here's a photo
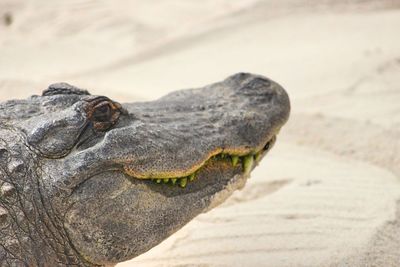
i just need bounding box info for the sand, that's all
[1,1,400,266]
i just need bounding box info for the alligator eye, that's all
[92,103,112,122]
[86,98,122,131]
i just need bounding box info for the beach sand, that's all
[1,1,400,266]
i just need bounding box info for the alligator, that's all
[0,73,290,266]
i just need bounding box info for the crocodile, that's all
[0,73,290,266]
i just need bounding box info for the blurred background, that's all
[1,1,400,266]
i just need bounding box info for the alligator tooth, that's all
[231,155,239,167]
[254,151,262,162]
[171,178,177,185]
[163,178,169,184]
[188,173,195,181]
[180,177,188,188]
[156,179,162,184]
[243,155,254,174]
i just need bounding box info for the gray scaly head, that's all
[0,73,290,266]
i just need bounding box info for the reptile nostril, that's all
[263,136,276,151]
[264,140,271,151]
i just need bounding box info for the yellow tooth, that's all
[243,155,254,174]
[156,179,162,184]
[171,178,177,185]
[231,155,239,167]
[180,177,188,188]
[188,173,195,181]
[163,178,169,184]
[254,151,262,161]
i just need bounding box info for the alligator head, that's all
[0,73,290,266]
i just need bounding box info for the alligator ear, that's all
[42,83,90,96]
[23,102,88,158]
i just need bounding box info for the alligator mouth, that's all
[128,136,276,188]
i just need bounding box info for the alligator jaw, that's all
[126,135,277,188]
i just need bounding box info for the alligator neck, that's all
[0,127,92,266]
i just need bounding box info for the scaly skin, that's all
[0,73,290,266]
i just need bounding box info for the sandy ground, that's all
[1,1,400,266]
